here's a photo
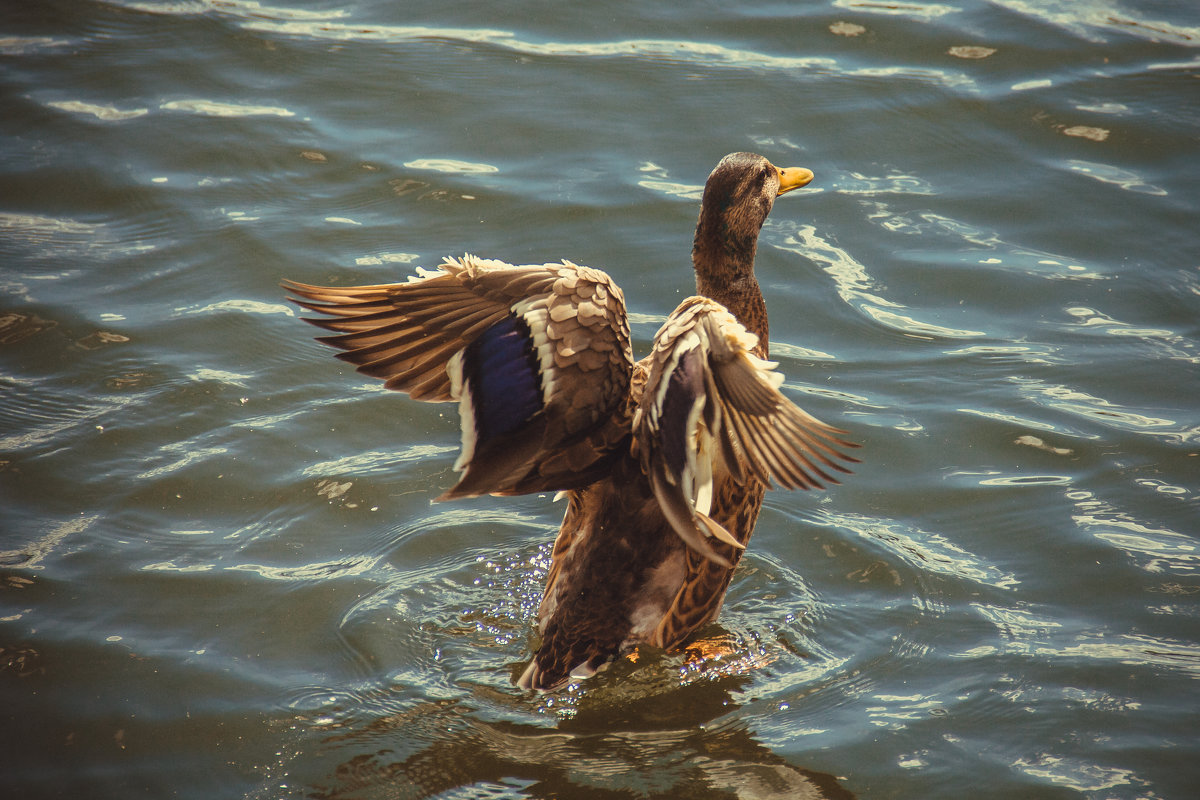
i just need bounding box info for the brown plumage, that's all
[284,152,859,691]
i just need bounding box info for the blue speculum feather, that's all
[464,315,543,441]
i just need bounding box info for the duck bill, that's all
[775,166,814,195]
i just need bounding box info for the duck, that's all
[284,152,858,691]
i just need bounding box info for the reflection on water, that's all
[306,671,854,800]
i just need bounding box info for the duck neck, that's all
[692,219,769,357]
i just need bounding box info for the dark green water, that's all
[2,1,1198,798]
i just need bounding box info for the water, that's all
[2,1,1198,797]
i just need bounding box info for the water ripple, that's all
[299,444,457,478]
[837,512,1020,590]
[229,555,384,582]
[1066,488,1199,576]
[1065,159,1167,196]
[0,35,73,54]
[111,0,986,92]
[0,376,131,453]
[0,212,104,254]
[160,98,296,118]
[404,158,500,175]
[0,515,97,569]
[832,0,960,21]
[777,224,986,339]
[46,100,149,121]
[1013,754,1155,797]
[994,0,1200,45]
[1062,306,1200,365]
[1010,376,1195,443]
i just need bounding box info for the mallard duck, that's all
[284,152,858,690]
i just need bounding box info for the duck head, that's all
[692,152,812,282]
[691,152,813,346]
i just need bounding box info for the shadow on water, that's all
[308,653,853,800]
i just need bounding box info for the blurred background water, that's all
[2,1,1198,798]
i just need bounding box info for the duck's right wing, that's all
[284,255,635,499]
[636,297,859,566]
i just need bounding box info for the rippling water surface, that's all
[2,1,1198,798]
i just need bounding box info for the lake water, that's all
[2,1,1198,798]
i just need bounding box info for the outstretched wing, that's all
[284,254,635,498]
[636,296,859,566]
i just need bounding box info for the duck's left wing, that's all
[636,297,859,566]
[284,255,634,499]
